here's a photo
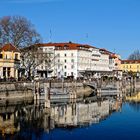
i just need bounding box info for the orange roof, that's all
[121,60,140,64]
[0,43,20,52]
[34,42,97,50]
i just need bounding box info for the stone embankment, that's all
[0,82,33,102]
[1,79,139,101]
[0,81,94,101]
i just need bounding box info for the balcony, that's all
[0,58,20,64]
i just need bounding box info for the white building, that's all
[99,49,110,72]
[50,100,110,126]
[35,42,98,79]
[36,45,55,78]
[29,42,121,79]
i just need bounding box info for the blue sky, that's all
[0,0,140,59]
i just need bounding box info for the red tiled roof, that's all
[121,60,140,64]
[0,43,20,52]
[23,42,119,58]
[34,42,97,50]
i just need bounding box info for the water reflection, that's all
[51,98,122,128]
[126,92,140,102]
[125,92,140,111]
[0,105,45,139]
[0,97,123,139]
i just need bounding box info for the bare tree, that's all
[0,16,41,48]
[128,50,140,60]
[20,45,55,80]
[21,46,44,79]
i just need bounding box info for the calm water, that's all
[1,97,140,140]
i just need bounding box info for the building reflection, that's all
[0,103,45,139]
[0,105,20,136]
[126,92,140,112]
[126,92,140,102]
[0,97,122,139]
[51,98,122,128]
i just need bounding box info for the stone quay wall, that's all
[0,82,34,102]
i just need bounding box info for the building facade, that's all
[29,42,121,79]
[0,44,20,79]
[121,60,140,73]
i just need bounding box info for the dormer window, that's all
[64,45,68,50]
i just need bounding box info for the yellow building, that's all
[0,44,20,79]
[121,60,140,73]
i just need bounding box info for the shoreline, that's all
[0,80,139,102]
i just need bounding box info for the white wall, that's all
[98,53,110,72]
[55,50,78,79]
[35,45,114,79]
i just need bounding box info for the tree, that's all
[0,16,41,48]
[21,46,45,79]
[20,45,56,80]
[128,50,140,60]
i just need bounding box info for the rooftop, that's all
[121,60,140,64]
[0,43,20,52]
[34,42,97,50]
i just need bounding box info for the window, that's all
[0,54,3,58]
[3,67,6,78]
[64,72,67,76]
[64,65,67,69]
[57,53,60,57]
[7,68,11,77]
[71,65,74,69]
[64,59,67,63]
[3,114,6,121]
[7,113,11,120]
[71,53,73,57]
[64,45,68,50]
[71,72,74,76]
[15,54,18,60]
[45,60,48,64]
[71,59,74,63]
[64,53,67,57]
[58,59,60,63]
